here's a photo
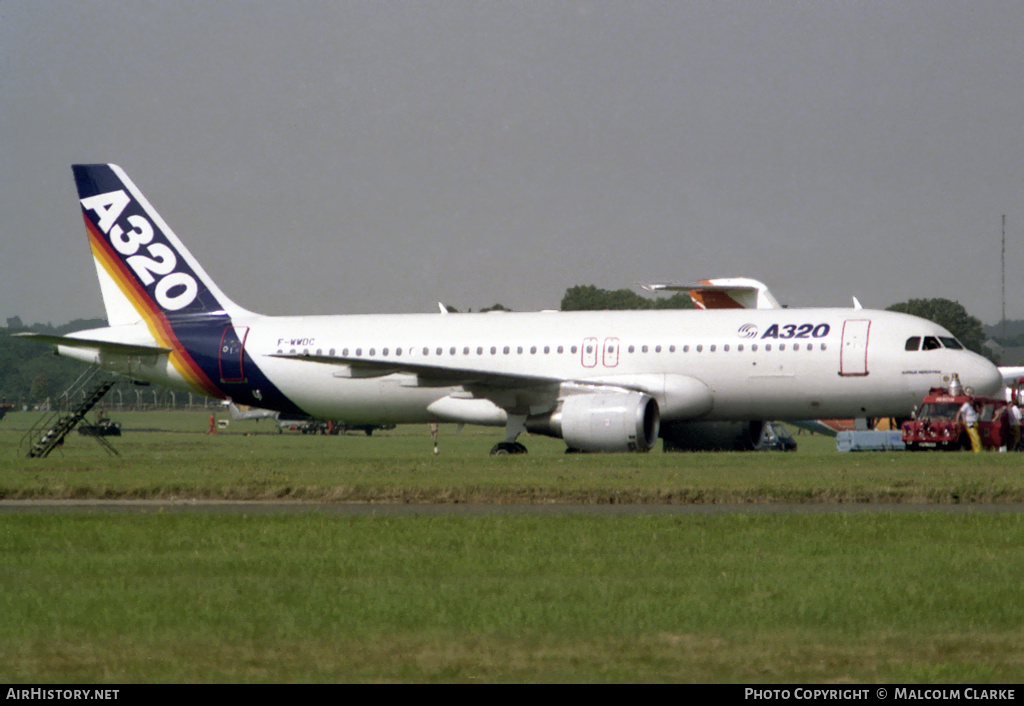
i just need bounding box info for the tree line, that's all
[0,291,1001,408]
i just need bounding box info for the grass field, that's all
[2,410,1023,682]
[4,410,1024,504]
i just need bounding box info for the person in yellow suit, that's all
[956,400,981,453]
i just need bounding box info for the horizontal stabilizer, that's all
[14,332,172,356]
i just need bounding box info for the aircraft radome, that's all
[17,165,1004,454]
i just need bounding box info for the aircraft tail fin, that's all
[639,277,782,309]
[72,164,251,327]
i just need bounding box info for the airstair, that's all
[22,369,119,458]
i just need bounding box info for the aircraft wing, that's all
[268,351,564,389]
[998,367,1024,389]
[268,351,714,422]
[13,332,172,356]
[269,350,569,425]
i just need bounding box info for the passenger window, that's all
[905,337,921,351]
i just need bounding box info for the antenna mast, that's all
[1002,215,1007,339]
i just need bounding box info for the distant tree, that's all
[886,298,987,356]
[984,320,1024,347]
[560,285,695,311]
[28,374,51,404]
[651,293,696,310]
[479,303,512,312]
[561,285,646,311]
[2,318,110,406]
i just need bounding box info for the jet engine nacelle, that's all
[527,391,660,452]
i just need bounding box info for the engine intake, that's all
[527,391,660,452]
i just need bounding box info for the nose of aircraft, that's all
[963,354,1004,397]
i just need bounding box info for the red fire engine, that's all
[901,376,1018,451]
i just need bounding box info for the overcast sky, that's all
[2,1,1022,326]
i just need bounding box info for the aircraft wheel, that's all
[490,442,527,455]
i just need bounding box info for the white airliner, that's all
[19,164,1004,453]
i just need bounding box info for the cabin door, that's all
[839,319,870,376]
[219,326,249,382]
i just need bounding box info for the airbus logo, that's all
[737,324,758,339]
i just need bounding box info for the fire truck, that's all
[901,375,1016,451]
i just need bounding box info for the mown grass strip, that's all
[4,412,1024,504]
[1,511,1022,682]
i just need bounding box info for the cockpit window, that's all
[922,336,942,351]
[939,337,964,350]
[905,336,921,351]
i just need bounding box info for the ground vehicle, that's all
[754,422,798,451]
[77,419,122,436]
[285,419,396,435]
[901,385,1008,451]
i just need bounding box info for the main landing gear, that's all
[489,413,528,455]
[490,441,528,455]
